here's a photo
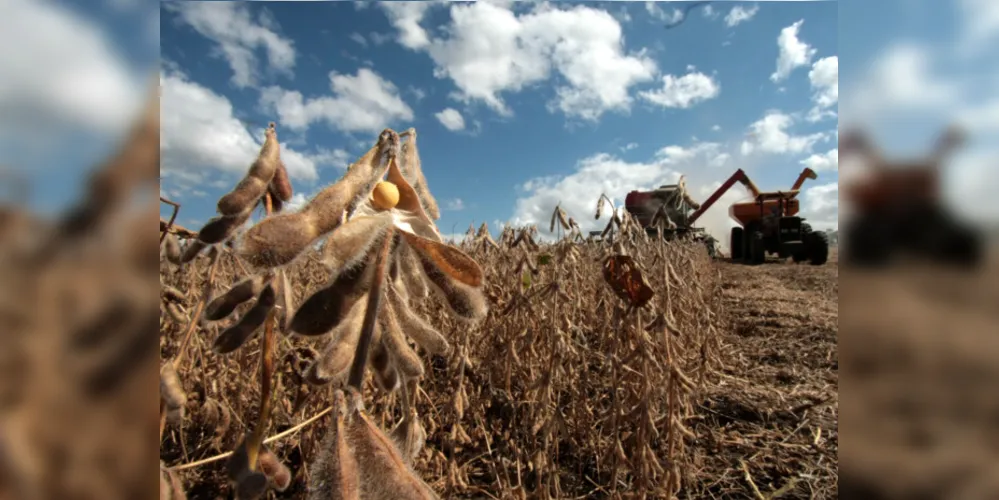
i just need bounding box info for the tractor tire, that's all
[807,230,829,265]
[748,231,765,265]
[730,227,744,261]
[845,215,891,267]
[793,222,812,263]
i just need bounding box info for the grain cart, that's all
[689,167,828,265]
[622,177,719,257]
[839,126,981,266]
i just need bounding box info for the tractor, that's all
[622,177,719,257]
[689,167,829,265]
[838,125,981,267]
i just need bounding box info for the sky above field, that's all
[156,0,838,241]
[3,1,997,241]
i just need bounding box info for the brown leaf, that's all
[602,254,655,308]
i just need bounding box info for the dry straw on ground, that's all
[159,125,838,499]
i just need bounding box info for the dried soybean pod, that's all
[198,210,251,245]
[163,232,182,264]
[205,275,267,321]
[238,130,395,269]
[218,123,282,216]
[304,298,366,385]
[180,239,208,264]
[270,160,293,202]
[258,447,292,492]
[399,231,487,320]
[307,391,360,500]
[379,303,424,380]
[398,129,439,220]
[290,253,374,336]
[345,394,439,499]
[386,284,449,355]
[213,284,276,354]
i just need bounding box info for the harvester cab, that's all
[687,167,828,265]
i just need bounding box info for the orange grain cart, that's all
[688,167,829,265]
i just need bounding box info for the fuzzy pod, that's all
[290,247,376,336]
[307,391,360,500]
[160,363,186,426]
[163,233,182,264]
[258,447,292,492]
[378,303,424,380]
[204,275,268,322]
[213,284,276,354]
[321,213,394,273]
[303,298,366,385]
[369,335,400,393]
[386,284,449,355]
[389,412,427,465]
[198,209,251,245]
[179,239,208,264]
[160,462,187,500]
[399,231,487,320]
[270,160,293,202]
[345,396,440,499]
[398,130,439,220]
[238,131,395,269]
[217,124,282,216]
[161,285,186,303]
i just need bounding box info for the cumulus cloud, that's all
[160,69,324,188]
[258,68,414,134]
[638,71,720,109]
[164,2,296,89]
[378,2,657,121]
[724,4,759,27]
[806,56,838,122]
[0,0,145,144]
[770,20,816,82]
[740,111,827,155]
[800,148,838,172]
[800,182,838,231]
[435,108,466,131]
[444,198,466,211]
[510,140,740,244]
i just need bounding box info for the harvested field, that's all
[159,234,839,499]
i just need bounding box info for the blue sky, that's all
[158,1,839,242]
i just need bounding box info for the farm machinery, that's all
[839,126,982,267]
[690,167,829,265]
[620,178,720,257]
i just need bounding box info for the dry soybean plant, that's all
[160,126,725,498]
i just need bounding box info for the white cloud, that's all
[0,0,145,143]
[800,148,838,172]
[638,71,720,109]
[435,108,466,131]
[379,2,657,121]
[444,198,466,211]
[770,20,816,82]
[800,182,838,231]
[510,141,739,242]
[741,111,826,155]
[160,69,322,188]
[258,68,414,134]
[956,0,999,57]
[712,125,722,131]
[164,2,295,89]
[724,4,759,27]
[621,142,639,152]
[843,43,961,126]
[806,56,838,122]
[349,32,367,46]
[379,1,434,50]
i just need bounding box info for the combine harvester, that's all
[619,177,720,257]
[690,167,829,265]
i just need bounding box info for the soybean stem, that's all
[347,228,395,389]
